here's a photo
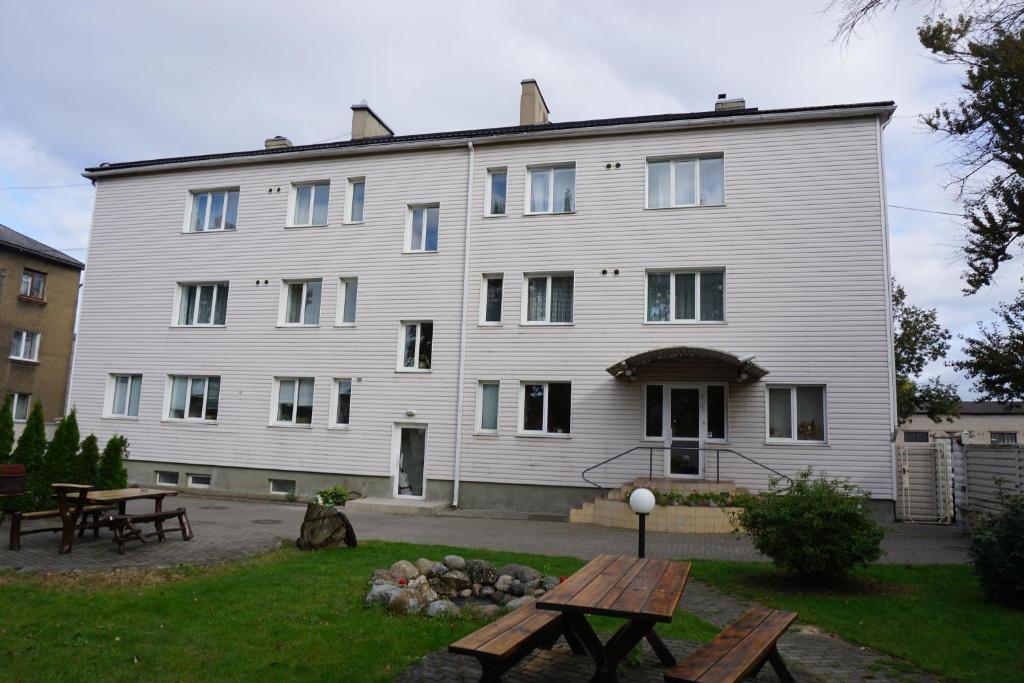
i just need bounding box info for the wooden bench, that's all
[8,506,114,550]
[666,608,797,683]
[449,601,585,682]
[109,507,193,554]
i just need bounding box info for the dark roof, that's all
[607,346,769,382]
[955,401,1024,415]
[0,223,84,270]
[84,101,895,175]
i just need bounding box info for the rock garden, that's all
[365,554,561,618]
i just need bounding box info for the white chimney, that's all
[715,93,746,111]
[520,79,550,126]
[351,104,394,139]
[265,135,292,149]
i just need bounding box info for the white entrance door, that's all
[394,425,427,498]
[664,385,704,478]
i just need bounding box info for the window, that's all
[10,330,39,361]
[399,322,433,370]
[767,385,827,442]
[527,164,575,214]
[177,283,229,326]
[991,431,1018,445]
[188,473,211,488]
[167,376,220,421]
[643,384,727,440]
[647,156,724,208]
[270,479,296,495]
[6,393,30,422]
[336,278,358,325]
[346,177,365,222]
[274,377,314,425]
[281,279,322,326]
[478,381,499,433]
[155,471,179,486]
[332,378,352,426]
[903,431,930,443]
[646,270,724,322]
[20,269,45,299]
[406,205,439,252]
[290,181,330,227]
[189,188,239,231]
[486,168,507,215]
[109,374,142,417]
[521,382,571,435]
[524,273,573,324]
[482,275,503,324]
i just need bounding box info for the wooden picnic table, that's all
[51,485,178,554]
[535,553,690,682]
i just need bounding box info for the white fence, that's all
[962,445,1024,520]
[896,442,954,524]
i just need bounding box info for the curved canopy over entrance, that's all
[606,346,769,383]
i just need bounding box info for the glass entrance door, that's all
[397,426,426,498]
[667,386,703,477]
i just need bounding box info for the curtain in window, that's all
[197,285,215,324]
[647,273,670,321]
[768,388,792,439]
[485,278,503,322]
[553,167,575,212]
[204,378,220,420]
[674,160,696,205]
[128,376,142,417]
[179,286,196,325]
[404,324,417,368]
[214,284,228,325]
[191,193,208,231]
[311,183,330,225]
[530,169,550,212]
[10,332,20,358]
[170,377,188,419]
[296,378,314,424]
[647,162,670,208]
[489,173,506,214]
[675,273,696,319]
[303,281,321,325]
[550,276,573,323]
[699,157,724,205]
[188,378,206,419]
[350,182,364,222]
[795,386,825,441]
[209,193,225,229]
[294,185,311,224]
[425,206,439,251]
[278,379,295,422]
[527,278,546,321]
[699,271,724,321]
[287,284,303,323]
[113,376,129,415]
[225,191,239,229]
[480,383,498,430]
[418,322,433,369]
[342,280,358,323]
[411,208,424,249]
[336,380,352,424]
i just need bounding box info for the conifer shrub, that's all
[0,394,14,463]
[96,435,129,490]
[11,402,48,510]
[44,410,81,485]
[79,434,101,485]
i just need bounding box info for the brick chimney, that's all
[520,79,550,126]
[351,103,394,139]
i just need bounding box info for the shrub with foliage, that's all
[11,402,48,510]
[317,485,352,506]
[969,493,1024,609]
[79,434,101,485]
[735,469,885,582]
[0,394,14,462]
[44,410,81,485]
[96,435,129,490]
[621,487,742,508]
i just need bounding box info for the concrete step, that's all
[345,497,450,516]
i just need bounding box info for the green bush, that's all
[735,469,885,582]
[0,394,14,462]
[621,487,741,508]
[317,485,351,506]
[44,410,81,485]
[10,402,47,510]
[96,435,129,490]
[969,493,1024,608]
[79,434,101,485]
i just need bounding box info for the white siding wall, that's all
[71,114,895,500]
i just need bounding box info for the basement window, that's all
[156,471,180,486]
[270,479,296,496]
[187,473,211,489]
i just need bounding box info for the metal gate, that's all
[896,442,954,524]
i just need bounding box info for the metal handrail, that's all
[581,445,794,490]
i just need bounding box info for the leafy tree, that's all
[11,402,47,509]
[79,434,101,485]
[951,291,1024,400]
[96,435,129,490]
[0,394,14,463]
[44,410,81,485]
[892,281,960,422]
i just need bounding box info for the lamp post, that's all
[628,487,656,558]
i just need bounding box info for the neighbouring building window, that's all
[486,168,507,215]
[155,471,179,486]
[347,177,365,222]
[337,278,358,325]
[521,382,571,435]
[9,330,39,361]
[177,283,229,326]
[524,273,573,324]
[281,279,322,326]
[991,431,1018,445]
[275,377,314,425]
[188,473,211,488]
[482,275,503,324]
[478,381,499,432]
[527,164,575,214]
[20,269,45,299]
[406,205,439,252]
[646,270,725,322]
[400,321,433,370]
[291,181,330,227]
[109,374,142,417]
[189,188,239,231]
[647,156,724,208]
[168,376,220,421]
[6,393,30,422]
[270,479,296,495]
[333,378,352,426]
[767,385,827,442]
[903,431,930,443]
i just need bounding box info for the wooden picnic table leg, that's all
[154,495,164,514]
[593,619,654,682]
[57,488,88,554]
[644,628,677,666]
[563,613,607,673]
[768,645,795,682]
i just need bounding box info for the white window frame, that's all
[105,373,143,418]
[10,329,40,361]
[187,473,211,489]
[270,376,316,427]
[184,188,240,232]
[640,382,729,442]
[476,380,500,435]
[335,277,358,327]
[155,471,180,486]
[329,377,353,428]
[517,381,572,437]
[174,282,229,327]
[269,479,296,496]
[484,167,508,216]
[397,321,433,372]
[8,392,31,422]
[164,375,220,422]
[644,269,726,324]
[521,272,574,325]
[288,181,331,228]
[525,163,576,215]
[345,177,365,223]
[278,279,322,327]
[765,384,828,444]
[20,269,45,299]
[405,204,440,253]
[644,155,725,209]
[480,274,504,325]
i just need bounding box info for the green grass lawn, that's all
[691,561,1024,683]
[0,542,716,682]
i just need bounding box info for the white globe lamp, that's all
[628,487,656,557]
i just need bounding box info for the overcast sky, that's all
[0,1,1017,396]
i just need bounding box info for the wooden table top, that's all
[536,554,690,623]
[85,488,178,503]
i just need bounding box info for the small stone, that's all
[388,591,425,615]
[480,586,495,600]
[496,563,541,583]
[532,589,545,597]
[508,579,525,597]
[364,584,402,607]
[466,559,498,585]
[523,579,541,594]
[443,554,467,570]
[494,575,514,593]
[491,590,505,603]
[505,596,537,611]
[472,583,482,595]
[476,604,501,618]
[540,576,560,591]
[371,569,398,584]
[432,570,472,596]
[459,588,473,598]
[499,594,512,606]
[426,599,460,617]
[429,562,449,577]
[390,560,419,581]
[415,558,435,575]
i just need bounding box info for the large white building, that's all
[70,81,898,514]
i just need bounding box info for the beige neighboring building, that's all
[1,223,84,428]
[899,401,1024,446]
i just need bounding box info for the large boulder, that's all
[429,562,449,577]
[426,600,460,618]
[365,584,402,607]
[505,596,536,611]
[295,503,357,550]
[371,569,398,585]
[466,559,498,585]
[494,575,514,593]
[540,576,561,592]
[388,591,426,616]
[390,560,420,581]
[507,579,525,597]
[415,558,435,575]
[432,570,472,596]
[443,554,466,570]
[496,563,541,583]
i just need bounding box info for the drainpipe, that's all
[876,117,899,502]
[452,141,475,507]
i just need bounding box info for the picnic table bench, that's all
[109,507,193,554]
